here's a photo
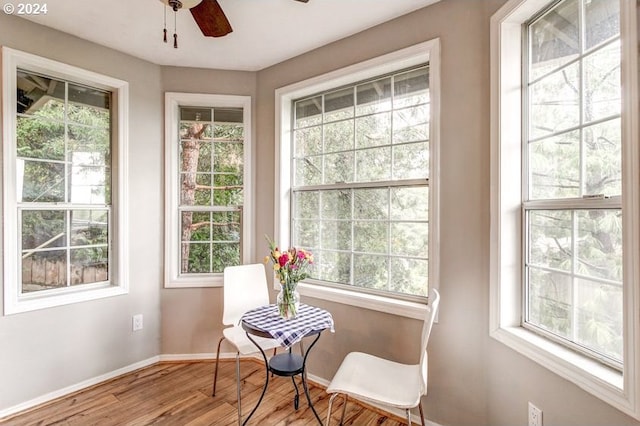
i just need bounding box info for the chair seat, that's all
[223,325,281,355]
[326,351,423,409]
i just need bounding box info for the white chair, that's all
[212,263,281,425]
[325,288,440,426]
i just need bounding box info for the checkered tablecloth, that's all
[241,303,335,349]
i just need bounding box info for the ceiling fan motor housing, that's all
[163,0,203,11]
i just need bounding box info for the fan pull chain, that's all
[173,10,178,48]
[163,5,167,43]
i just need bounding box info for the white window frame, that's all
[275,40,440,319]
[490,0,640,417]
[2,47,130,315]
[164,93,253,288]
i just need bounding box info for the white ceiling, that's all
[19,0,440,71]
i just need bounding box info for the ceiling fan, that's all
[160,0,309,45]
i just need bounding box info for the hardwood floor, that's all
[0,359,407,425]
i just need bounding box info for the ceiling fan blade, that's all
[294,0,309,2]
[190,0,232,38]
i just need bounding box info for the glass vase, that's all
[277,285,300,320]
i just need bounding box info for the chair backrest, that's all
[222,263,270,326]
[418,287,440,395]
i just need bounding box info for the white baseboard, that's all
[0,353,443,426]
[0,356,160,419]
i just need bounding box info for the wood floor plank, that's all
[0,360,408,426]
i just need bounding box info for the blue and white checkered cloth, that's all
[241,303,335,349]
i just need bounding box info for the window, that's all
[2,47,129,314]
[164,93,252,288]
[276,40,440,318]
[491,0,640,417]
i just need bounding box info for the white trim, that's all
[163,92,253,288]
[0,356,159,420]
[1,47,129,315]
[490,0,640,418]
[274,40,441,317]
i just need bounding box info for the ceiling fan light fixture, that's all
[159,0,203,10]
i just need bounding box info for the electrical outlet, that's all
[132,314,143,331]
[528,402,542,426]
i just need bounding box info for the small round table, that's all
[240,304,334,425]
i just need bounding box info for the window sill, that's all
[491,325,630,413]
[164,274,223,289]
[297,281,428,319]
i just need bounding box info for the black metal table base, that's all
[242,332,323,425]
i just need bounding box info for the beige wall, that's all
[2,1,640,425]
[0,13,163,410]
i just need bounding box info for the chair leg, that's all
[212,336,225,396]
[236,351,242,426]
[405,408,412,425]
[339,394,348,425]
[326,393,342,426]
[419,402,425,426]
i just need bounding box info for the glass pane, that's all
[391,187,428,221]
[575,279,622,361]
[393,142,429,180]
[390,257,428,296]
[183,242,210,273]
[68,125,110,166]
[324,152,354,184]
[354,188,387,220]
[584,118,621,197]
[194,141,212,172]
[324,120,353,153]
[324,87,354,122]
[295,96,322,128]
[19,160,65,203]
[575,210,622,281]
[180,122,210,141]
[393,67,429,108]
[293,219,320,248]
[354,221,388,254]
[529,62,580,140]
[585,0,620,49]
[294,126,322,157]
[212,211,241,241]
[321,190,351,220]
[70,165,109,205]
[353,254,388,289]
[212,243,240,272]
[180,107,212,122]
[70,246,108,285]
[584,41,621,123]
[321,221,352,251]
[16,116,65,161]
[527,267,572,338]
[22,210,66,250]
[356,77,392,116]
[214,122,243,142]
[293,191,320,220]
[214,107,243,124]
[529,0,579,81]
[393,105,429,144]
[391,222,428,257]
[214,141,243,174]
[529,130,580,199]
[528,210,572,272]
[315,250,351,284]
[355,112,391,148]
[16,71,65,118]
[213,174,243,206]
[22,250,67,293]
[70,210,108,246]
[183,211,211,242]
[181,173,209,205]
[294,156,322,186]
[67,83,110,125]
[355,146,391,182]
